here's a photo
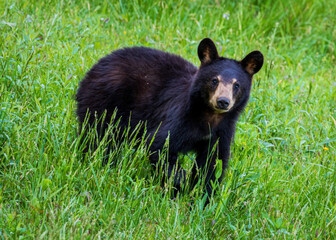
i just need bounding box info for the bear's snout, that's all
[217,97,230,110]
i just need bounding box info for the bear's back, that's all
[76,46,198,131]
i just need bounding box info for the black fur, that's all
[76,38,263,204]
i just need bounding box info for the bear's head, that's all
[192,38,263,114]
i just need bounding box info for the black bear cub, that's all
[76,38,263,204]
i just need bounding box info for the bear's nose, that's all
[217,97,230,110]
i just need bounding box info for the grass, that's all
[1,0,335,238]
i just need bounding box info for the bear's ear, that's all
[240,51,264,76]
[198,38,219,65]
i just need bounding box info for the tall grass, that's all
[1,0,335,238]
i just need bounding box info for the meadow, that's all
[1,0,335,239]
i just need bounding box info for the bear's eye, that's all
[233,82,240,91]
[211,77,218,86]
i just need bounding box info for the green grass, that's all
[1,0,335,238]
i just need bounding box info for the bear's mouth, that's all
[211,99,235,113]
[213,106,231,113]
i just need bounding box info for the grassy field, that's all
[1,0,335,239]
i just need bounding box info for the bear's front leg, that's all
[149,147,186,193]
[191,139,228,205]
[163,152,186,193]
